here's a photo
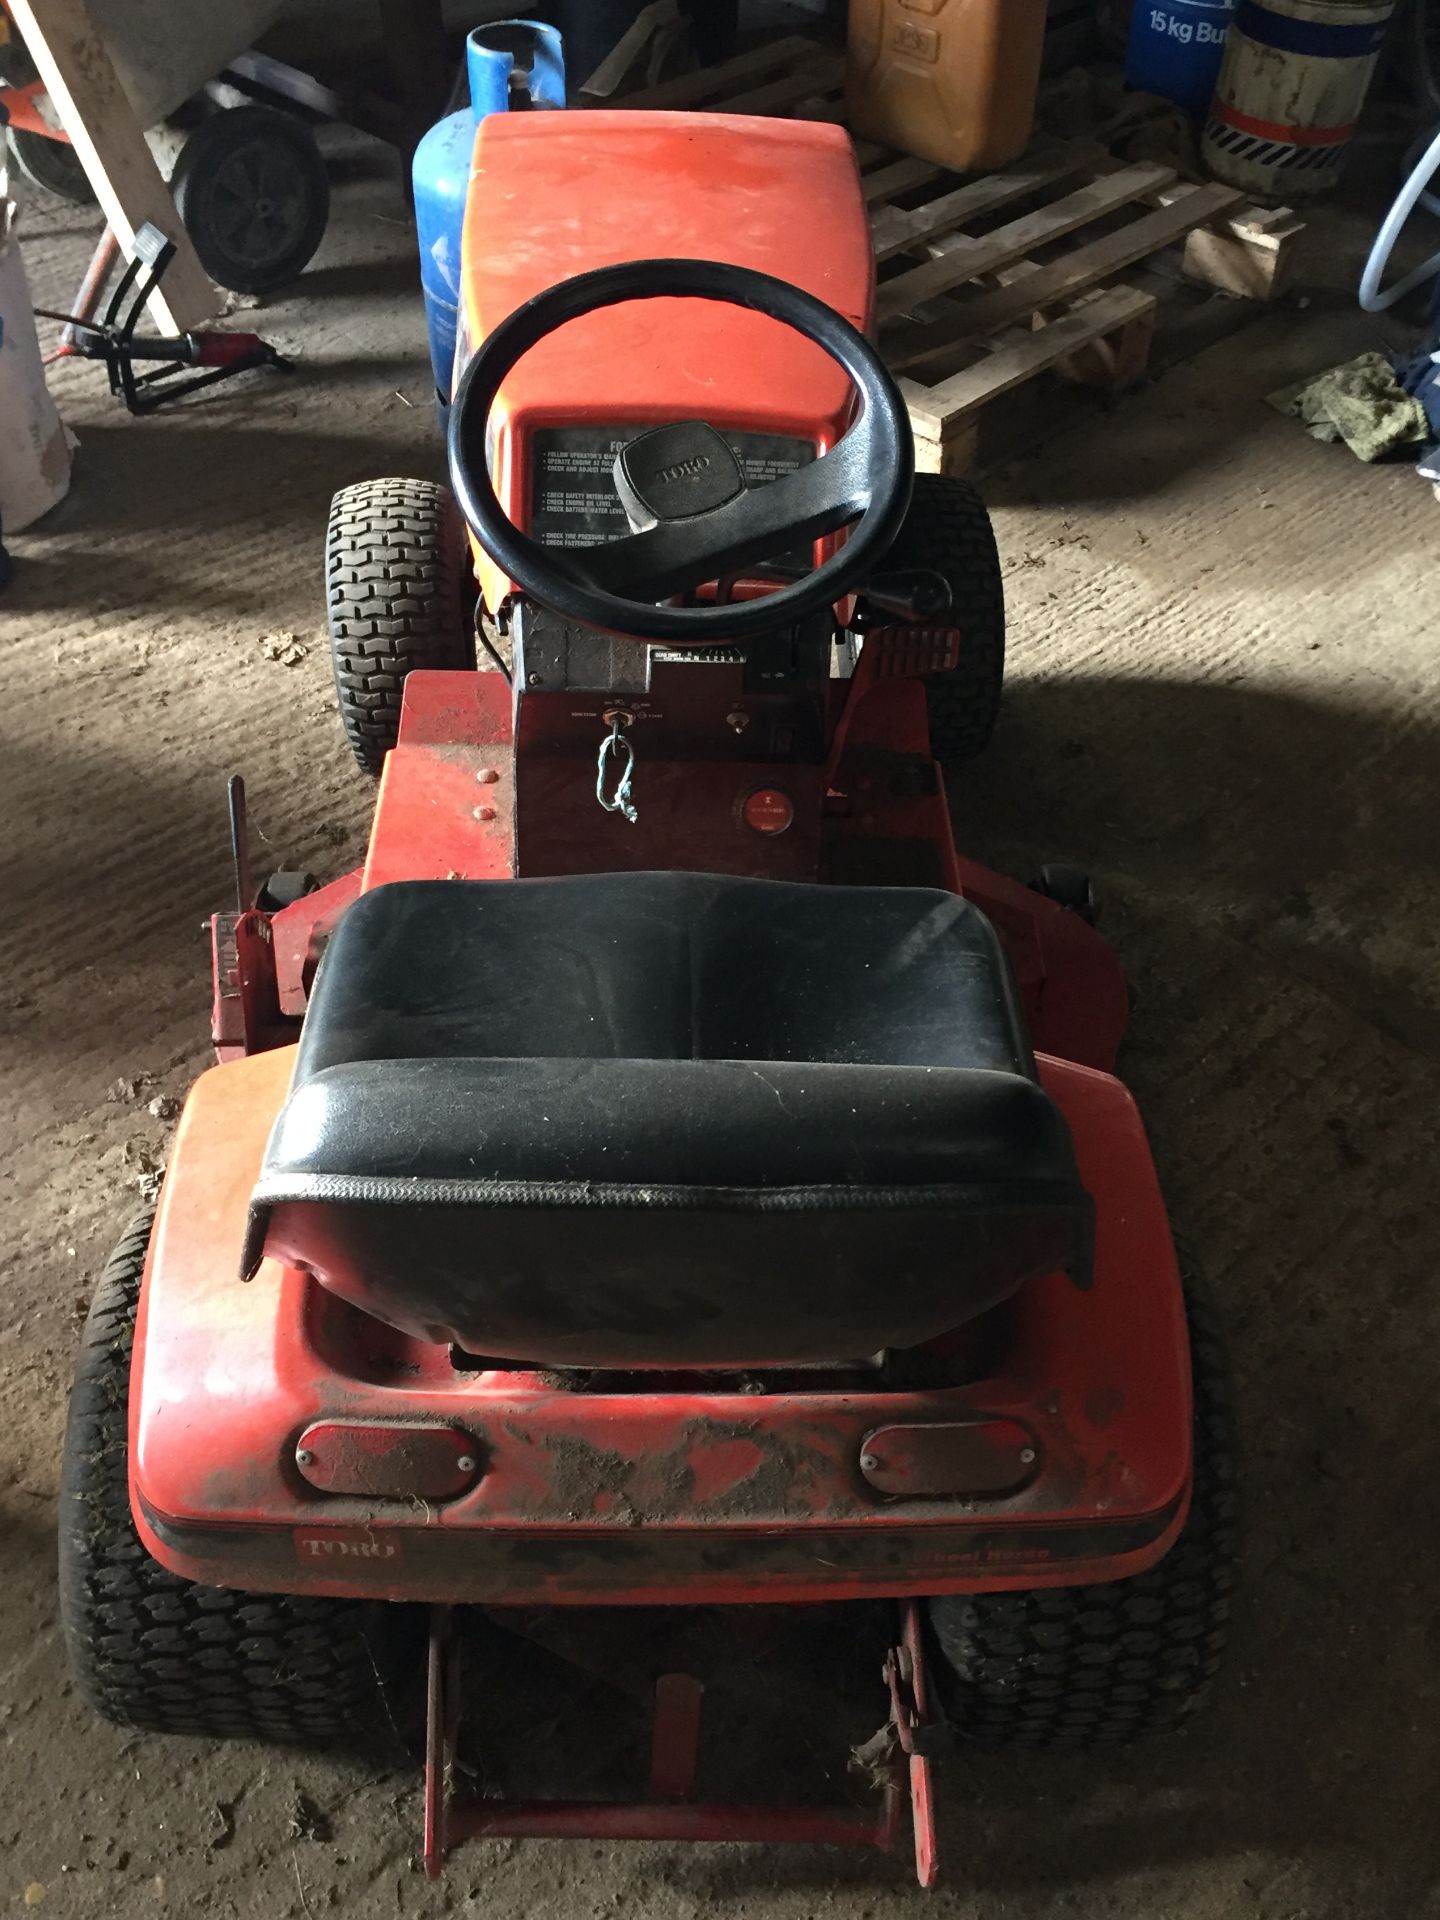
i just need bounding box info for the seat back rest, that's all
[290,873,1037,1077]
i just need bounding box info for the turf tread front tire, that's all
[326,478,475,776]
[925,1255,1239,1747]
[59,1209,411,1745]
[880,473,1005,765]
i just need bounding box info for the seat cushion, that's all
[246,875,1092,1366]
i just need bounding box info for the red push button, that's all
[741,787,794,836]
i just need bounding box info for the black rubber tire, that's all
[171,106,329,295]
[326,479,477,777]
[1031,862,1098,925]
[925,1255,1239,1747]
[6,127,96,205]
[59,1208,417,1746]
[875,473,1005,766]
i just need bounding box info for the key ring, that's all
[596,711,637,824]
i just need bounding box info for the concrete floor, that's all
[2,135,1437,1920]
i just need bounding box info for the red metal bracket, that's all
[422,1605,462,1879]
[421,1600,942,1885]
[649,1672,704,1801]
[270,868,363,1017]
[209,911,292,1060]
[885,1600,944,1887]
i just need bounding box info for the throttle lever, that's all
[849,570,953,626]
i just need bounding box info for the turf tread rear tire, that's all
[881,473,1005,765]
[925,1253,1239,1747]
[59,1208,412,1746]
[326,478,475,776]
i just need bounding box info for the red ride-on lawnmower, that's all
[60,111,1237,1884]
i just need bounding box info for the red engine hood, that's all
[457,110,874,612]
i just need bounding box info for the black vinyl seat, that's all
[245,874,1093,1367]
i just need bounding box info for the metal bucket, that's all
[1202,0,1395,200]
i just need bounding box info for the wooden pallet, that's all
[622,38,1304,474]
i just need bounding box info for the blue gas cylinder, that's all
[413,21,565,406]
[1125,0,1235,111]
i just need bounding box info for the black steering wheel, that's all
[447,259,914,644]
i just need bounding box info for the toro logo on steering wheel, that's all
[658,455,712,484]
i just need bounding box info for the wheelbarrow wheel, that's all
[171,105,329,295]
[925,1252,1240,1746]
[58,1207,420,1748]
[876,472,1006,766]
[327,478,478,777]
[6,127,96,205]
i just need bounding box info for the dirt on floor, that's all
[2,131,1438,1920]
